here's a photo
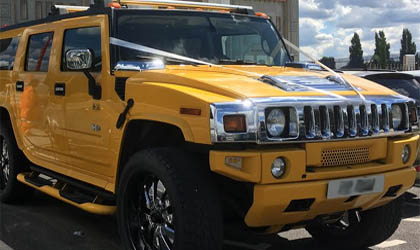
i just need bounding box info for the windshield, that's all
[115,10,290,66]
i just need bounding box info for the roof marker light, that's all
[255,12,268,19]
[108,2,122,8]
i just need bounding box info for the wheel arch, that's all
[0,106,22,149]
[115,119,187,189]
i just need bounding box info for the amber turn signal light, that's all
[180,108,201,116]
[223,115,246,133]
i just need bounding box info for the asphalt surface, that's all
[1,184,419,250]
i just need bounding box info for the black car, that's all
[352,71,420,181]
[353,71,420,113]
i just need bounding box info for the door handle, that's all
[16,81,24,92]
[54,83,66,96]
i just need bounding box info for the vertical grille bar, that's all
[304,106,316,138]
[319,106,331,138]
[360,105,369,136]
[381,104,390,132]
[347,105,357,137]
[334,105,344,137]
[371,104,379,133]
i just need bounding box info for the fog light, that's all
[402,145,411,164]
[271,158,286,178]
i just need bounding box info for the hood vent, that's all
[260,75,362,93]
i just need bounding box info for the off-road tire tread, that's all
[0,121,33,203]
[306,197,403,249]
[117,148,223,250]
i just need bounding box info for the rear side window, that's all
[62,27,102,71]
[0,37,20,70]
[25,32,54,72]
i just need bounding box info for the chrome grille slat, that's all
[301,102,407,140]
[360,105,369,136]
[381,104,390,132]
[304,106,316,138]
[347,105,357,137]
[333,105,345,137]
[371,104,380,133]
[319,106,331,138]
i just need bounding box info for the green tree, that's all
[348,32,364,68]
[320,56,336,69]
[400,29,417,63]
[372,31,391,68]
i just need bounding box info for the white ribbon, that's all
[110,37,362,101]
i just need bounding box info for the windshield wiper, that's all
[218,59,257,65]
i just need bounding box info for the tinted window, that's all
[0,37,20,70]
[25,32,54,72]
[373,78,420,101]
[62,27,101,71]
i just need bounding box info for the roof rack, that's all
[114,0,253,12]
[49,0,254,16]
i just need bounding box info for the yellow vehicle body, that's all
[0,6,418,233]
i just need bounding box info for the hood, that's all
[120,65,400,100]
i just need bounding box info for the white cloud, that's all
[299,0,420,59]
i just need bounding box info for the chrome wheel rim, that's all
[127,175,175,250]
[0,136,10,190]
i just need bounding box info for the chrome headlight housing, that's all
[266,108,286,137]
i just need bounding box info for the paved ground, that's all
[1,184,419,250]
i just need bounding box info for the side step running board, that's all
[17,173,116,215]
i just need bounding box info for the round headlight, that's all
[267,109,286,137]
[392,105,403,129]
[271,157,286,178]
[402,145,410,164]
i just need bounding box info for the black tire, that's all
[0,121,33,203]
[117,148,223,250]
[306,197,403,249]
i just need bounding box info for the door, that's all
[52,19,115,181]
[15,30,56,163]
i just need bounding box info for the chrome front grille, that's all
[300,103,409,139]
[210,95,417,144]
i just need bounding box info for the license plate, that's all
[327,175,384,199]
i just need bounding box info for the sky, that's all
[299,0,420,60]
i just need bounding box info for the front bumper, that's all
[245,167,415,227]
[210,135,419,227]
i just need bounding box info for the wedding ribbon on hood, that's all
[110,37,363,102]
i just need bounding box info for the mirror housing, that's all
[65,49,101,100]
[66,49,93,70]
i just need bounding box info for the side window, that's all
[25,32,54,72]
[62,27,101,72]
[0,37,20,70]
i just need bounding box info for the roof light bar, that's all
[115,0,253,11]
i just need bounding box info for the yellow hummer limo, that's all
[0,1,418,249]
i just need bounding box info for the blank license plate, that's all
[327,175,384,199]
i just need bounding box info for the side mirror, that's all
[65,49,93,70]
[65,49,101,100]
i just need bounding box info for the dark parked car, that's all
[352,71,420,181]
